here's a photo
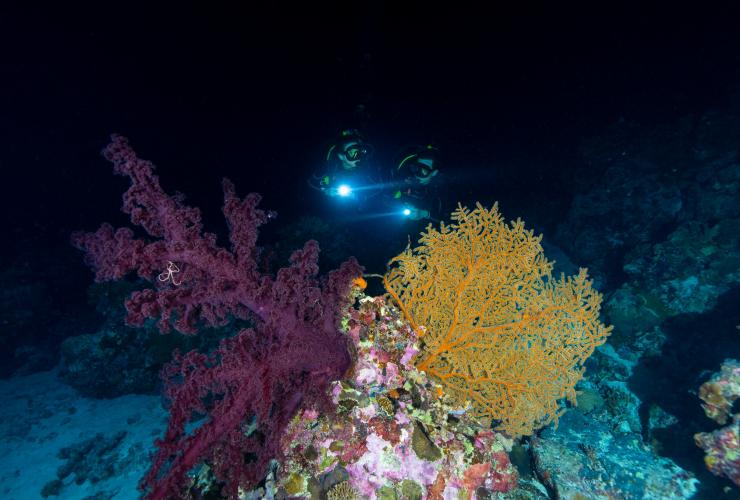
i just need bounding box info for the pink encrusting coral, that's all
[694,416,740,487]
[694,359,740,487]
[72,136,362,499]
[272,295,519,499]
[698,359,740,425]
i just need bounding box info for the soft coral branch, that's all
[72,135,362,498]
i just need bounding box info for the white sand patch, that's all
[0,369,167,499]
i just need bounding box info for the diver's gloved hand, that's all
[319,176,354,198]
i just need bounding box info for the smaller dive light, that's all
[401,205,431,221]
[337,184,353,197]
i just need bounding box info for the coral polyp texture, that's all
[383,202,612,437]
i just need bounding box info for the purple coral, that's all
[72,135,362,498]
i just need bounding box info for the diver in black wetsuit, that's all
[390,145,443,222]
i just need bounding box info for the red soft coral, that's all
[73,135,362,498]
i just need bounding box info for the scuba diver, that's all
[312,129,375,198]
[391,145,443,221]
[310,128,399,219]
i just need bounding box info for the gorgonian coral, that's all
[384,202,611,436]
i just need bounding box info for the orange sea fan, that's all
[383,202,612,436]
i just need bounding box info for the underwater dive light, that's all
[337,184,352,197]
[401,205,431,221]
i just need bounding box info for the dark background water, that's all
[3,3,739,272]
